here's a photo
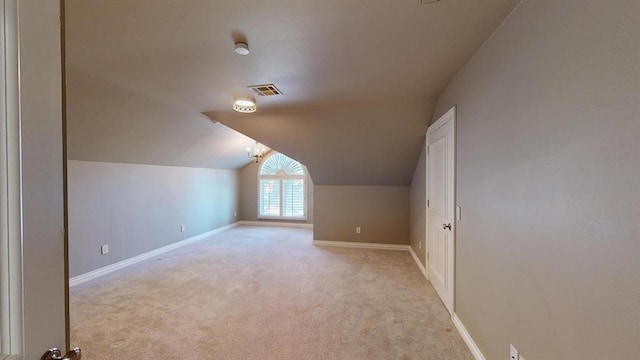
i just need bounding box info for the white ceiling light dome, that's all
[233,97,256,113]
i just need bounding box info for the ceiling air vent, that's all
[418,0,440,4]
[248,84,283,97]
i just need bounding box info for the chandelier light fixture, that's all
[247,141,266,163]
[233,97,257,113]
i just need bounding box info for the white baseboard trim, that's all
[238,220,313,229]
[69,222,239,287]
[452,313,486,360]
[312,240,410,251]
[409,246,429,280]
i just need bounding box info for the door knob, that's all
[442,223,452,230]
[42,347,82,360]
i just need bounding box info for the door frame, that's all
[2,1,67,358]
[426,106,456,314]
[424,136,429,277]
[1,0,24,357]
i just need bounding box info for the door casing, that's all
[1,0,24,356]
[1,1,67,358]
[426,106,456,314]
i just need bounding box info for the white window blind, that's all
[259,179,280,217]
[258,153,306,219]
[282,179,305,217]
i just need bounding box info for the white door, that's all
[1,1,69,359]
[427,107,455,314]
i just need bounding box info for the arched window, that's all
[258,152,306,219]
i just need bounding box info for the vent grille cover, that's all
[248,84,283,96]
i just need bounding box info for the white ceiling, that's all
[66,0,519,112]
[65,0,520,180]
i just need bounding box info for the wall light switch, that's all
[100,244,109,255]
[356,226,361,234]
[456,206,462,220]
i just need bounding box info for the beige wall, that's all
[239,158,314,224]
[68,160,240,277]
[314,186,409,245]
[220,100,430,247]
[428,0,640,359]
[409,142,427,265]
[239,163,258,221]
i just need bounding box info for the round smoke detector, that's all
[234,42,250,55]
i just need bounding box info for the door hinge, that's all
[427,200,429,208]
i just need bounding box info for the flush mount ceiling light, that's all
[233,97,256,113]
[234,42,250,55]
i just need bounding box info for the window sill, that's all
[257,216,308,222]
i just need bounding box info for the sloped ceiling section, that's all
[65,0,520,113]
[209,98,434,186]
[64,0,520,176]
[66,71,256,170]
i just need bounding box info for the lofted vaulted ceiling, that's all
[65,0,520,182]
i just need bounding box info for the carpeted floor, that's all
[70,226,473,360]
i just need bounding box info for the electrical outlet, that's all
[180,225,186,232]
[356,226,361,234]
[100,244,109,255]
[510,344,519,360]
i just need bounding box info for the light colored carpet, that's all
[70,226,473,360]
